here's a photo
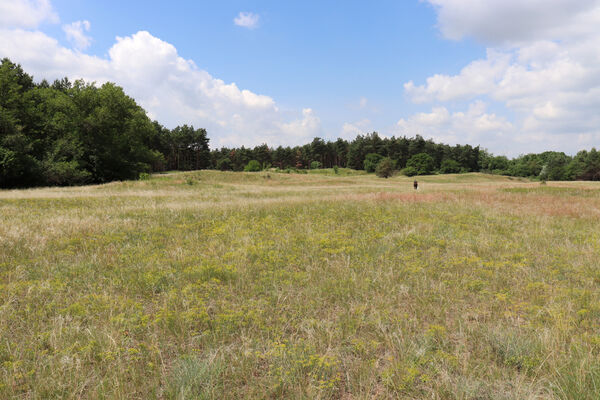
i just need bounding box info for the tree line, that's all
[0,58,209,188]
[1,58,599,188]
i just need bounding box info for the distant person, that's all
[413,180,418,190]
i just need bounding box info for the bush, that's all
[310,161,322,170]
[43,160,92,186]
[244,160,262,172]
[401,166,418,177]
[375,157,395,178]
[406,153,435,175]
[364,153,384,173]
[216,158,232,171]
[139,172,151,181]
[439,159,461,174]
[333,165,339,174]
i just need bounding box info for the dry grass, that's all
[1,171,600,399]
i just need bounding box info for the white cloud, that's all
[341,119,371,140]
[404,0,600,154]
[404,50,511,103]
[396,101,515,153]
[233,12,260,29]
[280,108,322,141]
[63,20,91,50]
[0,28,319,147]
[426,0,600,44]
[0,0,58,28]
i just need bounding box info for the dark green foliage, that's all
[540,153,569,181]
[439,159,462,174]
[253,144,271,167]
[568,149,600,180]
[406,153,435,175]
[0,58,173,187]
[401,166,418,177]
[43,160,92,186]
[4,58,600,186]
[363,153,383,173]
[165,125,210,171]
[244,160,262,172]
[216,157,232,171]
[375,157,395,178]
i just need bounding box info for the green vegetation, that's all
[406,152,435,175]
[2,171,600,398]
[243,160,262,172]
[3,58,600,188]
[440,158,462,174]
[363,153,383,173]
[375,157,395,178]
[310,161,322,170]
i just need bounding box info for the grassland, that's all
[1,171,600,399]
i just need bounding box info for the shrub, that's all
[139,172,151,181]
[333,165,339,174]
[43,160,92,186]
[216,158,232,171]
[310,161,322,170]
[364,153,384,173]
[439,159,461,174]
[406,153,435,175]
[244,160,262,172]
[401,166,418,177]
[375,157,395,178]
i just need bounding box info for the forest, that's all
[1,58,599,188]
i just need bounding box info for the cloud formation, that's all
[427,0,599,44]
[0,4,320,148]
[402,0,600,155]
[341,119,372,140]
[233,12,260,29]
[0,0,58,29]
[63,20,91,50]
[396,101,514,152]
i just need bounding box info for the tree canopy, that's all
[2,58,600,188]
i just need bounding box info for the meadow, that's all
[1,170,600,399]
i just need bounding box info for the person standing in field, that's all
[413,180,418,190]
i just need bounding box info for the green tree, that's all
[540,153,569,181]
[401,166,418,177]
[216,157,232,171]
[310,160,321,169]
[406,153,435,175]
[167,125,210,171]
[375,157,395,178]
[244,160,262,172]
[439,159,461,174]
[363,153,383,173]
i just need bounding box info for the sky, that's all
[1,0,600,156]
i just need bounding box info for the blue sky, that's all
[2,0,600,155]
[46,1,483,130]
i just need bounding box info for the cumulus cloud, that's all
[0,0,58,29]
[396,101,515,152]
[404,50,511,103]
[63,20,91,50]
[0,28,319,147]
[234,12,260,29]
[341,119,371,140]
[426,0,600,44]
[403,0,600,154]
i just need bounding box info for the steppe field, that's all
[1,170,600,399]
